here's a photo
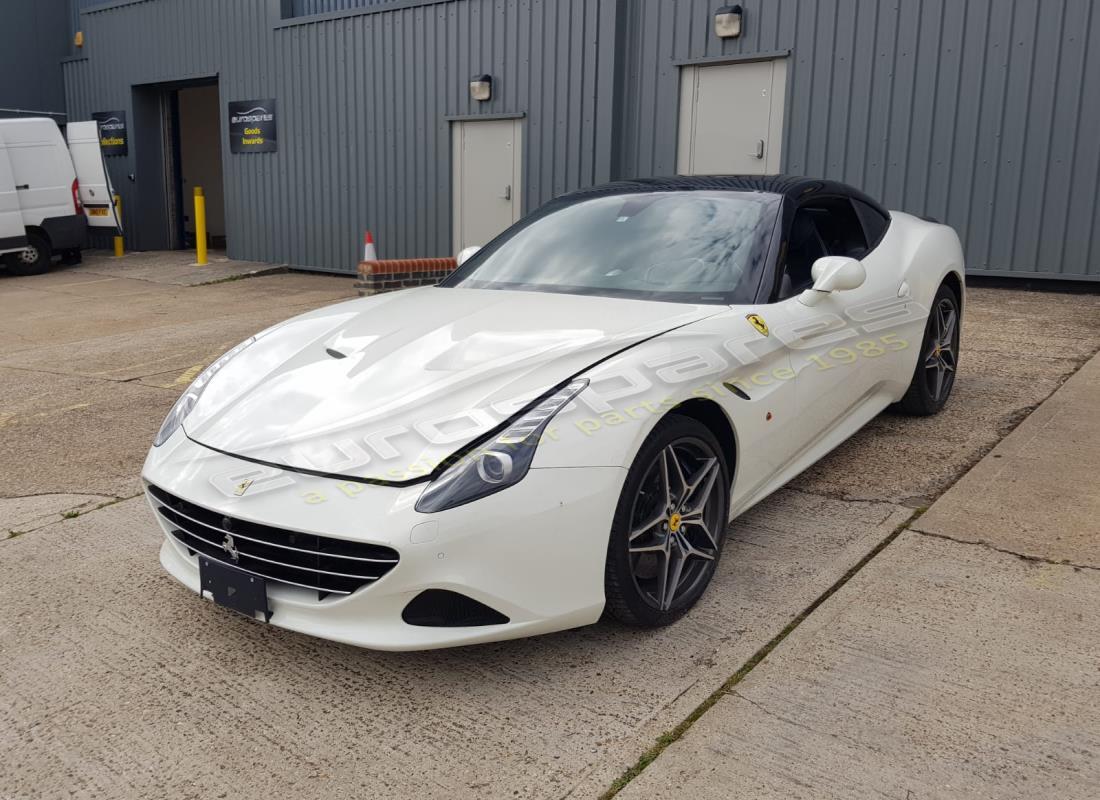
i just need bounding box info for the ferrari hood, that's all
[184,286,719,481]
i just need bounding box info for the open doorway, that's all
[175,84,225,250]
[129,77,225,253]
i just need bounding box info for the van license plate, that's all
[88,208,109,216]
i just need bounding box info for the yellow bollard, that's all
[193,186,208,266]
[112,193,124,257]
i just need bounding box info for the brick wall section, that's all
[355,257,457,296]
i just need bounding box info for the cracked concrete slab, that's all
[615,531,1100,800]
[3,254,1099,800]
[0,366,172,498]
[615,348,1100,800]
[913,351,1100,568]
[0,493,910,800]
[0,493,116,533]
[0,308,329,382]
[792,287,1100,505]
[0,270,352,358]
[28,249,287,287]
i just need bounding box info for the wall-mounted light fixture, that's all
[74,30,84,47]
[714,4,744,38]
[469,74,492,102]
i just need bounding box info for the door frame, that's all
[675,54,789,176]
[130,75,221,251]
[449,115,524,254]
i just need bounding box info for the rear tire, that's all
[604,415,730,627]
[896,283,960,415]
[3,232,52,276]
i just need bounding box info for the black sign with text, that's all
[91,110,127,156]
[228,99,277,153]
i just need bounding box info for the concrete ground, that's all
[1,256,1098,799]
[615,353,1100,800]
[74,247,289,286]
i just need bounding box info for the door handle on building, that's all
[500,184,511,201]
[750,139,764,159]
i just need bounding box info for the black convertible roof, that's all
[557,174,889,218]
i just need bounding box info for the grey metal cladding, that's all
[64,0,614,274]
[617,0,1100,280]
[0,0,70,120]
[63,0,1100,279]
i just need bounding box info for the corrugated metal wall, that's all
[64,0,615,272]
[0,0,70,120]
[290,0,410,18]
[63,0,1100,280]
[618,0,1100,280]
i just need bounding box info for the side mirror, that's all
[799,256,866,306]
[456,245,481,266]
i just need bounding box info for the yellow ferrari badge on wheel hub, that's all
[746,314,769,336]
[668,512,682,532]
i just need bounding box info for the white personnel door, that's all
[0,129,27,253]
[452,118,522,252]
[66,120,121,230]
[677,59,787,176]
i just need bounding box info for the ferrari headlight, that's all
[415,378,589,513]
[153,337,256,447]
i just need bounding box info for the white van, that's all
[0,118,120,275]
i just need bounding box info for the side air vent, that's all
[401,589,509,627]
[723,381,751,400]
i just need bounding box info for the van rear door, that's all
[66,121,121,230]
[0,128,28,254]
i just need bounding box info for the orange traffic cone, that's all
[363,231,378,262]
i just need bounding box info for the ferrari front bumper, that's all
[143,431,626,650]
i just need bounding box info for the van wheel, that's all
[4,232,52,276]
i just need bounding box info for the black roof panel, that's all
[558,174,889,218]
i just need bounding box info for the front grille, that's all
[147,483,399,598]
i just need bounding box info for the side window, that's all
[852,199,890,250]
[776,197,868,300]
[808,198,868,258]
[778,209,827,299]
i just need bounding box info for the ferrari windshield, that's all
[439,191,780,304]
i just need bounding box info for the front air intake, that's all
[147,483,399,599]
[402,589,509,627]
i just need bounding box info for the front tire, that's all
[604,415,730,627]
[3,232,53,276]
[896,282,960,415]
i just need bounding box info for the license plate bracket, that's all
[199,557,272,622]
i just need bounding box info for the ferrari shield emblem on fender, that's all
[746,314,769,337]
[233,479,254,497]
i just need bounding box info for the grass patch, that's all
[599,507,926,799]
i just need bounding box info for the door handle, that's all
[500,184,511,201]
[15,184,29,190]
[750,140,764,159]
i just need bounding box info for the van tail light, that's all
[72,178,83,215]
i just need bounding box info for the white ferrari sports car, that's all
[143,175,964,650]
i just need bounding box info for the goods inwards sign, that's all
[228,99,277,153]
